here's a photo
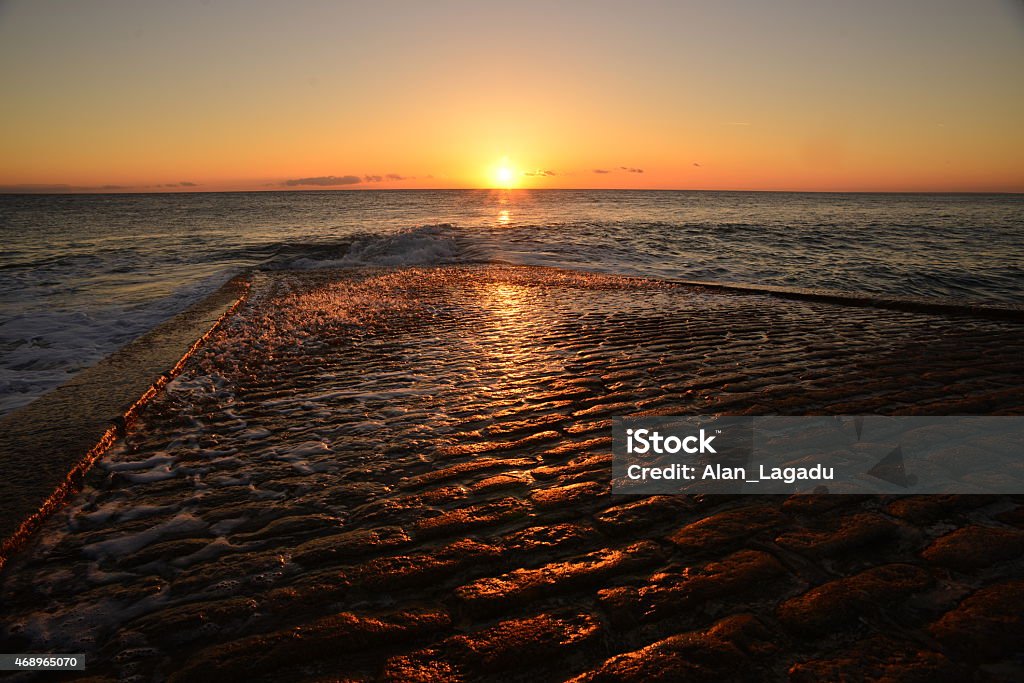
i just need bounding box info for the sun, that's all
[491,159,519,188]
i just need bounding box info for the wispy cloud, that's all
[594,167,644,175]
[524,169,556,177]
[284,173,414,187]
[0,183,132,193]
[0,181,203,193]
[283,175,362,187]
[369,173,415,182]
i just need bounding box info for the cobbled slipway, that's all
[2,265,1023,682]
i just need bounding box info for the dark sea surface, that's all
[1,189,1022,414]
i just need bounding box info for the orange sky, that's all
[1,1,1023,193]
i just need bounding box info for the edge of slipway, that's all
[0,275,250,569]
[670,278,1024,321]
[1,264,1021,570]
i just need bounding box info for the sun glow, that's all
[492,159,519,188]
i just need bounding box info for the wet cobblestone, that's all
[1,265,1022,681]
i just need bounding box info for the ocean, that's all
[1,189,1022,415]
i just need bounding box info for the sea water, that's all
[1,189,1022,414]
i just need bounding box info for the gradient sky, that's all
[1,0,1023,192]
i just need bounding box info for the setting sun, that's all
[493,161,518,189]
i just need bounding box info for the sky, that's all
[1,0,1022,192]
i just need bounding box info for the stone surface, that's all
[1,266,1022,681]
[569,614,778,682]
[776,564,933,634]
[921,525,1024,571]
[382,611,601,681]
[775,512,899,558]
[169,610,451,682]
[599,549,787,625]
[666,505,785,554]
[929,580,1024,662]
[788,637,966,683]
[454,541,662,616]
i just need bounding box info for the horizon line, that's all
[2,187,1022,196]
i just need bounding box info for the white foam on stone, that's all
[102,452,177,473]
[117,465,178,484]
[13,592,173,654]
[287,440,333,457]
[116,504,181,523]
[171,536,247,569]
[207,474,252,487]
[209,518,248,535]
[81,512,208,561]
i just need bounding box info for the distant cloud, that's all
[0,183,133,193]
[725,122,751,126]
[524,169,556,177]
[594,167,643,175]
[154,181,199,188]
[692,162,701,167]
[284,173,414,187]
[366,173,416,182]
[284,175,362,187]
[0,184,73,193]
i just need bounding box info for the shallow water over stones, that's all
[2,265,1023,681]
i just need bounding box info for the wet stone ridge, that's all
[1,265,1022,682]
[0,275,249,568]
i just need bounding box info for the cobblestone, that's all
[1,266,1022,681]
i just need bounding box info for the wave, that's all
[292,223,465,269]
[198,224,472,272]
